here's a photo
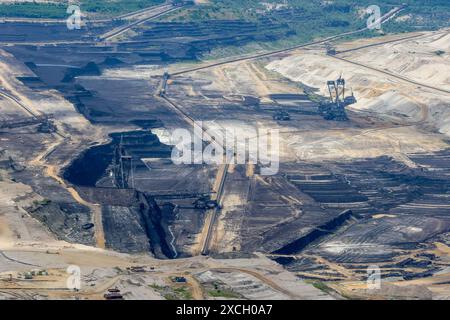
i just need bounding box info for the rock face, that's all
[77,187,175,258]
[61,130,176,257]
[102,206,151,254]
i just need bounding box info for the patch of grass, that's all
[0,3,67,19]
[173,286,193,300]
[308,280,333,294]
[33,199,52,207]
[80,0,164,17]
[163,293,178,300]
[207,289,241,299]
[149,284,166,290]
[205,281,242,299]
[153,284,193,300]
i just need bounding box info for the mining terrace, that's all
[0,3,450,300]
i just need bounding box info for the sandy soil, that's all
[1,22,448,299]
[0,243,330,299]
[267,30,450,137]
[0,48,112,250]
[0,47,331,300]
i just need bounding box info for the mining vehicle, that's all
[194,196,219,210]
[273,110,291,121]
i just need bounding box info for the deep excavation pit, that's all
[7,38,213,259]
[64,130,176,258]
[7,18,450,280]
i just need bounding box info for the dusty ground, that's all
[0,48,111,247]
[328,242,450,300]
[262,30,450,299]
[0,44,329,300]
[267,29,450,136]
[1,24,450,300]
[155,39,448,264]
[0,242,330,300]
[154,29,450,300]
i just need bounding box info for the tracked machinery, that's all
[325,43,337,56]
[273,110,291,121]
[193,196,219,210]
[319,75,357,121]
[158,71,170,97]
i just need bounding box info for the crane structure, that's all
[113,136,134,189]
[319,75,356,121]
[158,71,170,97]
[325,43,337,56]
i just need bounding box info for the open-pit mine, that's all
[0,0,449,301]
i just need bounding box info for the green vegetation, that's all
[165,0,450,59]
[164,286,193,300]
[0,3,67,19]
[307,280,334,294]
[205,281,242,299]
[207,289,241,299]
[2,0,448,30]
[150,283,193,300]
[33,199,52,207]
[80,0,164,16]
[149,283,166,290]
[0,0,448,59]
[0,0,164,19]
[173,286,193,300]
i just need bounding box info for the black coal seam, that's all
[140,193,175,259]
[272,209,354,255]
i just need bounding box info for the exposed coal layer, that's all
[8,38,214,256]
[327,155,450,215]
[102,205,152,253]
[274,151,450,280]
[125,19,290,59]
[76,186,174,257]
[140,192,176,259]
[6,19,450,271]
[237,151,450,280]
[16,76,48,90]
[312,215,450,264]
[62,131,177,258]
[10,48,176,126]
[272,210,354,255]
[27,201,94,245]
[77,187,138,207]
[102,190,175,258]
[0,21,119,42]
[63,143,113,187]
[4,17,292,66]
[64,130,171,187]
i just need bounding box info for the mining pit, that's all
[0,16,449,295]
